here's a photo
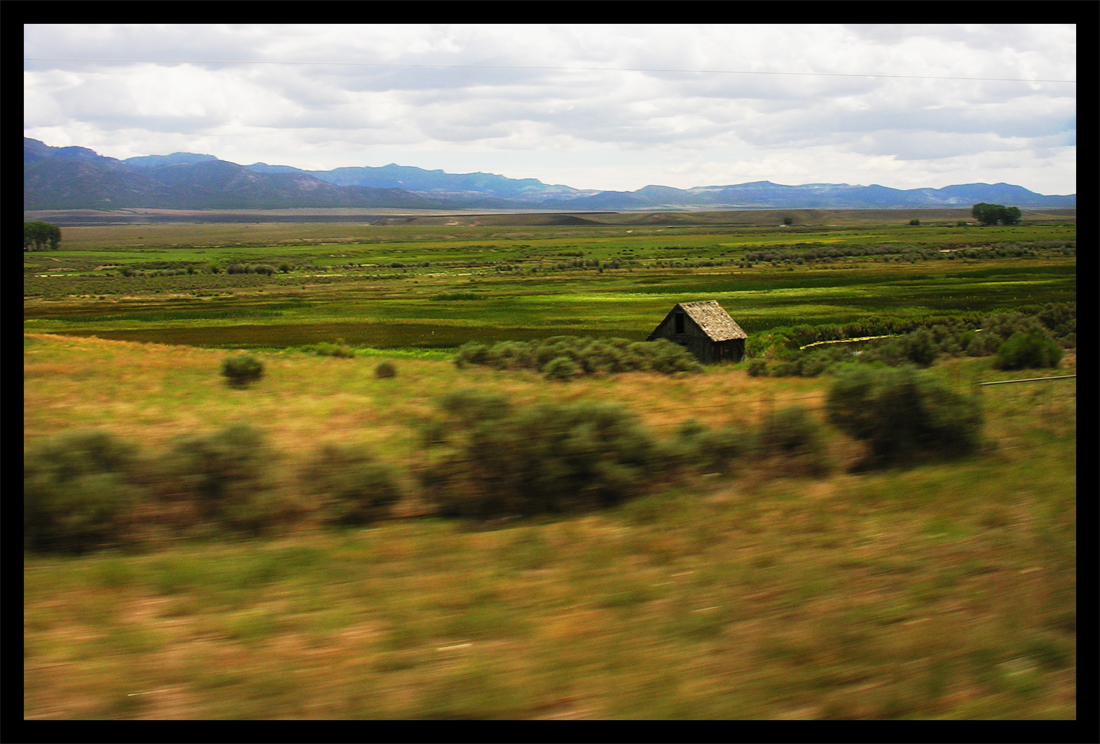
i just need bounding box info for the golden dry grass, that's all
[24,333,1076,719]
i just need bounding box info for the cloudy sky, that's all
[24,24,1076,195]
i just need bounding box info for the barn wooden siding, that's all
[646,300,748,363]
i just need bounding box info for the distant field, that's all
[24,213,1076,352]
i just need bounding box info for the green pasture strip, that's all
[50,323,617,350]
[25,219,1075,354]
[40,220,1076,255]
[25,262,1075,349]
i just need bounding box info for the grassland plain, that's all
[24,214,1075,352]
[24,211,1075,719]
[24,332,1076,719]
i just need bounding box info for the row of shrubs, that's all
[26,365,983,554]
[454,336,703,379]
[742,240,1075,265]
[24,425,402,555]
[225,263,280,275]
[751,307,1071,378]
[749,303,1074,358]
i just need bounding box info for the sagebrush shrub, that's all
[375,360,397,378]
[316,342,355,358]
[759,407,829,475]
[301,444,402,525]
[647,338,704,374]
[423,397,655,518]
[827,365,982,467]
[163,424,284,532]
[24,431,147,553]
[899,329,938,367]
[543,355,581,381]
[665,419,755,474]
[995,332,1063,370]
[455,336,703,378]
[221,353,264,387]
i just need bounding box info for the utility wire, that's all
[22,58,1077,84]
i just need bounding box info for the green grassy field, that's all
[24,211,1076,719]
[24,213,1076,352]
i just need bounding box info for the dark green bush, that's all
[24,431,147,553]
[162,424,285,533]
[827,365,982,468]
[665,419,755,474]
[647,338,704,374]
[316,341,355,358]
[301,444,402,525]
[747,358,769,377]
[995,332,1064,370]
[486,341,533,371]
[221,353,264,388]
[1036,302,1075,341]
[375,360,397,378]
[543,355,581,381]
[453,342,490,368]
[898,329,938,367]
[769,357,801,377]
[758,407,830,475]
[439,388,513,426]
[423,397,655,518]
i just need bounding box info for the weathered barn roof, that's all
[678,301,747,341]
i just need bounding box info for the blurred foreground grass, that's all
[24,334,1075,718]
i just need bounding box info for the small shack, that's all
[647,300,748,363]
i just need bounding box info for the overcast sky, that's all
[24,24,1076,195]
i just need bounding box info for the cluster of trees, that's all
[972,203,1022,226]
[24,221,61,251]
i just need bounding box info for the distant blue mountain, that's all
[124,152,220,169]
[246,161,591,202]
[24,138,452,210]
[24,137,1075,211]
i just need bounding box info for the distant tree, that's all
[24,221,61,251]
[971,203,1022,227]
[909,218,920,226]
[1001,206,1022,226]
[782,216,793,226]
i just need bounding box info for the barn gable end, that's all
[646,300,747,363]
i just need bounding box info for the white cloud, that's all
[23,24,1076,194]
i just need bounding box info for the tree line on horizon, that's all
[971,203,1022,226]
[24,221,62,251]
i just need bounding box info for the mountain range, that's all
[24,137,1076,212]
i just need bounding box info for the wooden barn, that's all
[646,301,748,363]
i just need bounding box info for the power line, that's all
[22,58,1077,84]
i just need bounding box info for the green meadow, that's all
[24,210,1075,719]
[24,211,1076,351]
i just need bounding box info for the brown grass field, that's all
[24,333,1076,719]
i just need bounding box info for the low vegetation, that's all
[826,365,983,469]
[748,303,1074,379]
[220,353,264,388]
[454,336,703,379]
